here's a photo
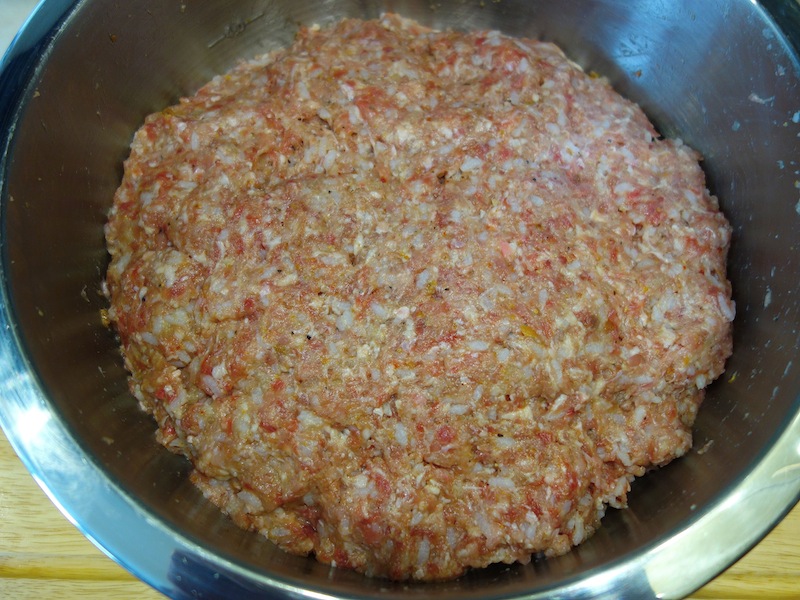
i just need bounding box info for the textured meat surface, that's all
[104,15,734,581]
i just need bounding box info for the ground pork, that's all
[104,14,734,581]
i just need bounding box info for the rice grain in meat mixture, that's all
[104,14,734,581]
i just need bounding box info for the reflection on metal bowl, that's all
[0,1,799,598]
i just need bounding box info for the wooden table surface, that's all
[0,431,798,599]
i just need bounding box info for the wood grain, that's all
[0,431,797,599]
[0,433,165,600]
[687,509,800,600]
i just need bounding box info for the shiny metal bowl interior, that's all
[1,0,800,598]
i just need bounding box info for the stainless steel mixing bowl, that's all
[1,0,799,598]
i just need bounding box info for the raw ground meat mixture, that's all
[104,14,734,581]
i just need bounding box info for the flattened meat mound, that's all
[104,14,734,581]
